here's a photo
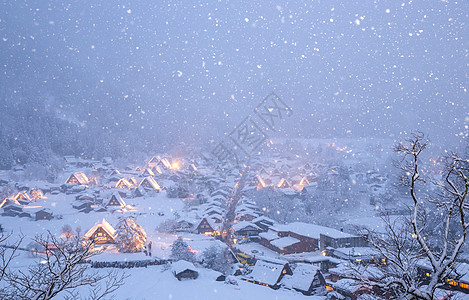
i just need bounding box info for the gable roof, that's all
[65,172,89,185]
[232,221,262,232]
[287,263,324,293]
[0,198,22,209]
[84,218,116,239]
[247,258,291,286]
[14,191,31,202]
[277,178,291,188]
[139,176,161,190]
[272,222,356,240]
[115,178,132,189]
[172,260,197,275]
[141,168,155,177]
[105,192,126,207]
[149,156,161,164]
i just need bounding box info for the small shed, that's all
[35,208,53,221]
[172,260,198,281]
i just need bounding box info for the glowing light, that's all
[171,161,180,170]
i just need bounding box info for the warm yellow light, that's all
[171,161,180,170]
[233,239,237,244]
[322,250,327,256]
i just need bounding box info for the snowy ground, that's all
[3,249,324,300]
[75,265,324,300]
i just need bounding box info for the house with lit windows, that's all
[84,218,116,244]
[242,257,292,289]
[65,172,90,185]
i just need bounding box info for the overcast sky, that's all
[1,0,468,151]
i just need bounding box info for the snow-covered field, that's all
[80,266,322,300]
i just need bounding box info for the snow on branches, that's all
[115,217,147,253]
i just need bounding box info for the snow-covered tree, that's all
[202,245,233,274]
[115,217,147,253]
[170,237,195,262]
[364,133,469,300]
[156,219,179,234]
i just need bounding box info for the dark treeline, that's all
[0,93,156,169]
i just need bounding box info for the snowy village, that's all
[1,1,468,300]
[1,136,469,300]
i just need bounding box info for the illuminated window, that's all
[447,279,458,286]
[426,273,430,277]
[460,282,469,289]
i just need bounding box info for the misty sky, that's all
[1,0,468,150]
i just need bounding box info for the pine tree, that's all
[170,237,195,262]
[115,217,147,253]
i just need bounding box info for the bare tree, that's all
[0,233,22,282]
[4,232,126,300]
[364,133,469,299]
[61,224,75,240]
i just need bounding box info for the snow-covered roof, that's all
[141,168,155,177]
[333,278,364,294]
[252,216,276,225]
[0,198,22,209]
[115,178,132,188]
[139,176,161,190]
[105,192,126,207]
[270,236,301,249]
[247,258,289,286]
[232,221,261,232]
[272,222,356,239]
[66,172,89,185]
[203,206,224,215]
[208,195,226,202]
[211,189,229,196]
[333,247,380,259]
[84,218,116,239]
[329,263,384,281]
[198,217,221,231]
[289,263,321,292]
[259,230,279,241]
[172,260,197,274]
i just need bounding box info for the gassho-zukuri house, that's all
[84,218,117,244]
